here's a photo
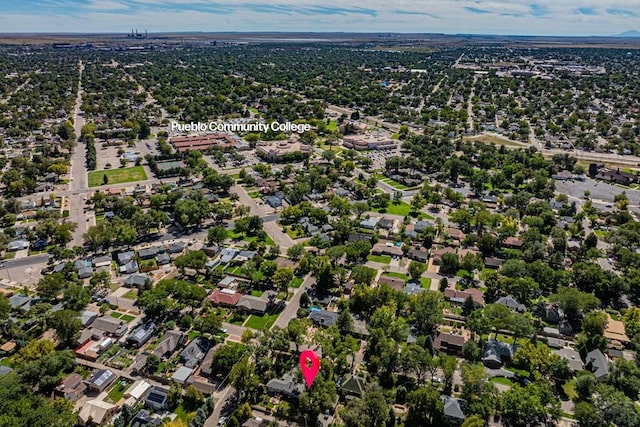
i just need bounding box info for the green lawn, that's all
[120,314,135,322]
[250,289,264,297]
[88,166,148,187]
[290,277,304,288]
[326,121,338,131]
[384,272,409,281]
[245,312,279,331]
[107,380,130,403]
[187,330,200,341]
[110,311,123,319]
[122,290,138,300]
[367,254,391,264]
[420,277,431,289]
[371,201,413,216]
[491,377,514,387]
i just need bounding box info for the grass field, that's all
[372,201,413,216]
[88,166,148,187]
[245,312,279,330]
[463,134,527,148]
[367,254,391,264]
[122,290,138,300]
[290,277,304,288]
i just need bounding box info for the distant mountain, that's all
[614,30,640,38]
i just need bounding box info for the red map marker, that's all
[299,349,320,389]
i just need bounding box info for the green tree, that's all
[207,225,228,245]
[439,252,459,276]
[287,243,306,261]
[406,386,443,427]
[410,291,443,336]
[408,260,427,281]
[49,309,82,347]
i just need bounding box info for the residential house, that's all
[341,375,366,399]
[55,373,87,401]
[131,410,162,427]
[404,281,425,296]
[8,294,32,311]
[117,251,135,266]
[431,247,456,265]
[554,347,584,372]
[484,257,505,269]
[378,276,404,292]
[310,310,339,327]
[407,249,429,262]
[441,396,466,426]
[120,260,139,274]
[604,315,630,345]
[482,340,518,368]
[235,250,256,263]
[219,248,239,264]
[172,366,194,385]
[180,338,210,368]
[434,333,466,355]
[152,330,186,360]
[124,380,152,403]
[360,217,381,230]
[156,253,171,265]
[503,236,524,249]
[443,288,484,307]
[92,316,128,337]
[6,239,29,251]
[218,275,249,289]
[237,295,269,314]
[93,255,112,268]
[266,373,304,399]
[167,242,185,254]
[145,386,169,411]
[81,310,98,327]
[371,242,403,257]
[495,295,526,313]
[208,289,242,308]
[585,349,610,380]
[200,344,222,377]
[414,220,432,234]
[78,400,118,426]
[138,247,160,260]
[126,323,157,348]
[85,369,117,392]
[124,274,150,288]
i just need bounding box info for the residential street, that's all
[271,275,314,330]
[68,60,88,248]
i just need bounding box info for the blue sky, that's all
[0,0,639,35]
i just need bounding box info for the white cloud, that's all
[1,0,639,34]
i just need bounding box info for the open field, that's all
[463,134,528,148]
[88,166,147,187]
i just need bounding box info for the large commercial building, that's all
[255,138,312,162]
[171,133,246,153]
[342,134,397,150]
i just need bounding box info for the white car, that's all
[217,417,227,427]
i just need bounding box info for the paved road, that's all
[231,184,294,249]
[2,253,49,268]
[68,61,88,248]
[271,275,314,330]
[204,385,236,427]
